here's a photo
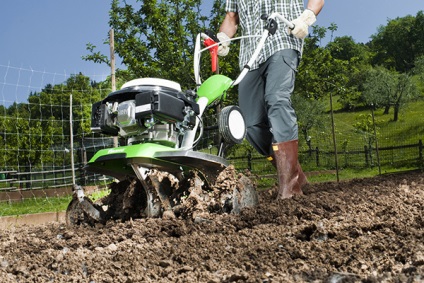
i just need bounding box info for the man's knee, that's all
[246,125,273,156]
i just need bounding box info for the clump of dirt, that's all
[176,165,258,221]
[91,165,258,222]
[1,170,423,282]
[99,178,147,221]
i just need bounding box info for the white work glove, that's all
[289,9,316,39]
[217,32,230,56]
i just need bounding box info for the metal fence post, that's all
[315,147,320,167]
[247,151,252,171]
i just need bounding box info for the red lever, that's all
[203,38,219,73]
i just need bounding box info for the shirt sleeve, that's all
[225,0,238,13]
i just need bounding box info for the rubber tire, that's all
[219,105,246,144]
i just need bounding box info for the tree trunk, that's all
[393,105,399,122]
[383,105,390,115]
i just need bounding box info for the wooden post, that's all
[371,106,381,174]
[329,89,339,182]
[110,29,118,148]
[247,151,252,171]
[110,29,116,92]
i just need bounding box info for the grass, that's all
[0,195,72,217]
[255,165,420,190]
[294,97,424,179]
[326,98,424,149]
[0,189,110,217]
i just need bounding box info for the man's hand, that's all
[288,9,316,39]
[217,32,231,56]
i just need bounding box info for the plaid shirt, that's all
[225,0,305,70]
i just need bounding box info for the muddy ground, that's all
[0,170,423,282]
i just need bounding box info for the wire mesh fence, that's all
[0,64,113,199]
[196,104,424,185]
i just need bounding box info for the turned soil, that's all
[1,170,423,282]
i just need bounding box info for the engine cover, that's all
[135,91,185,123]
[90,78,198,142]
[91,101,119,136]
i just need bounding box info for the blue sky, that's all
[0,0,423,104]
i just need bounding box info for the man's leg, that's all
[238,69,273,157]
[264,50,308,199]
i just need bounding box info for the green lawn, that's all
[0,195,72,217]
[0,189,109,217]
[328,98,424,148]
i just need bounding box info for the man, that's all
[217,0,325,199]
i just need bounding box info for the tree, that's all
[414,55,424,93]
[292,94,326,152]
[82,0,246,106]
[353,113,379,166]
[0,72,106,173]
[327,36,370,63]
[370,11,424,73]
[325,36,372,110]
[414,55,424,78]
[362,66,419,121]
[362,66,393,110]
[296,39,352,109]
[1,104,57,181]
[84,0,230,91]
[294,25,357,151]
[27,73,103,137]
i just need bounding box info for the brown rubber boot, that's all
[272,140,304,199]
[267,151,308,189]
[297,161,308,187]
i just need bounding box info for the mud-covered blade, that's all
[153,150,228,183]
